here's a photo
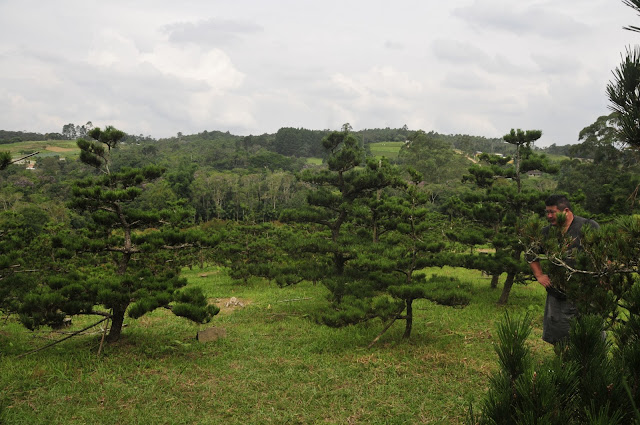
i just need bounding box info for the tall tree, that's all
[17,127,219,342]
[281,131,469,339]
[456,129,555,304]
[61,123,77,139]
[281,129,405,323]
[502,129,543,193]
[569,113,622,164]
[351,169,470,339]
[283,129,400,273]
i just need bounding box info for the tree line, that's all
[3,115,636,341]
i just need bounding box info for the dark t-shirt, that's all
[537,215,600,344]
[549,215,599,250]
[537,215,600,299]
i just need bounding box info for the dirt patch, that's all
[46,146,75,152]
[211,297,251,314]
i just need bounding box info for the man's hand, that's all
[535,273,551,288]
[529,260,551,288]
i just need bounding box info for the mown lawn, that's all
[368,142,405,160]
[0,266,552,424]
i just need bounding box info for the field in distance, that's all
[4,140,79,160]
[368,141,405,159]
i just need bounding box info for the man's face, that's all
[545,205,566,226]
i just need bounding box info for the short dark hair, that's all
[545,194,571,211]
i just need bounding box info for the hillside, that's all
[3,140,80,161]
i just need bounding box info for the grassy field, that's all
[368,142,405,160]
[0,266,552,424]
[305,157,324,166]
[2,140,79,160]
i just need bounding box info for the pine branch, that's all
[105,246,141,254]
[161,243,195,250]
[88,310,113,318]
[367,305,405,348]
[16,316,110,358]
[545,254,637,279]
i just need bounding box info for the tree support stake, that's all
[16,316,110,358]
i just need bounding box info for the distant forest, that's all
[0,124,573,156]
[0,129,66,144]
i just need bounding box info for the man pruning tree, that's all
[527,194,600,345]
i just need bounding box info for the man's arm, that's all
[529,260,551,288]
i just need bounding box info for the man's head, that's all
[545,194,572,227]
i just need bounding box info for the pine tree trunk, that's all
[497,273,515,305]
[403,299,413,338]
[106,305,127,342]
[491,274,500,289]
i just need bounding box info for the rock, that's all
[225,297,244,308]
[196,326,227,343]
[51,317,72,330]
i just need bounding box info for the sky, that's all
[0,0,636,146]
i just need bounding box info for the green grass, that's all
[544,153,570,162]
[368,142,405,159]
[305,157,323,165]
[0,266,552,424]
[2,140,79,160]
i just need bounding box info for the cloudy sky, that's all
[0,0,635,146]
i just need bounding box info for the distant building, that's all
[527,169,542,177]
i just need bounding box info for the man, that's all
[528,195,599,345]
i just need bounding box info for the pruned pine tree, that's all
[502,129,546,192]
[281,129,408,327]
[282,129,402,273]
[282,131,469,340]
[350,168,470,339]
[454,129,555,304]
[26,126,219,342]
[465,186,546,304]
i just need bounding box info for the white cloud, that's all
[142,44,244,92]
[86,29,244,92]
